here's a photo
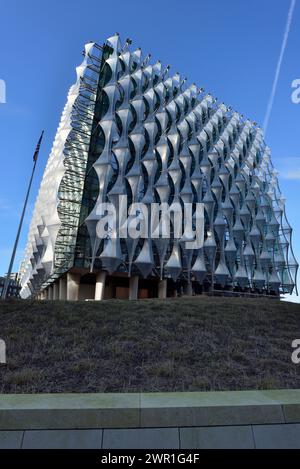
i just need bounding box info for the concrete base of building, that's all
[67,273,80,301]
[95,272,106,300]
[59,277,67,300]
[158,279,167,299]
[39,270,280,302]
[53,282,59,300]
[129,275,139,300]
[47,286,53,300]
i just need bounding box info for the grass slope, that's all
[0,297,299,393]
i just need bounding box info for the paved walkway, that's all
[1,424,300,449]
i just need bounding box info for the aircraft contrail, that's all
[263,0,296,136]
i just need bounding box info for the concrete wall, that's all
[1,390,300,448]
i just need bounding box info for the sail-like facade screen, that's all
[19,34,298,300]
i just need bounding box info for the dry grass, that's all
[0,296,299,393]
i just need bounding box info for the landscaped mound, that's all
[0,297,299,393]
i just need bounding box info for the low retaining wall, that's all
[1,389,300,448]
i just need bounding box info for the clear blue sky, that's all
[0,0,299,300]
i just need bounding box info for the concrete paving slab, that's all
[102,428,179,449]
[0,431,23,449]
[253,423,300,449]
[180,425,255,449]
[22,429,102,449]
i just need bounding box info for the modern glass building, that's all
[19,34,298,300]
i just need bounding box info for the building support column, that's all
[95,271,107,301]
[158,279,167,299]
[47,285,53,300]
[53,282,59,300]
[129,275,139,300]
[67,272,81,301]
[59,277,67,300]
[184,282,193,296]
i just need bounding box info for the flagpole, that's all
[1,131,44,300]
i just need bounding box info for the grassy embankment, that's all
[0,297,299,393]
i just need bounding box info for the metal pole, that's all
[1,159,38,300]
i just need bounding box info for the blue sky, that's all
[0,0,299,300]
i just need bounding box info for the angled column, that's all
[67,272,81,301]
[95,271,107,300]
[59,276,67,300]
[129,275,139,300]
[53,282,59,300]
[158,279,167,299]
